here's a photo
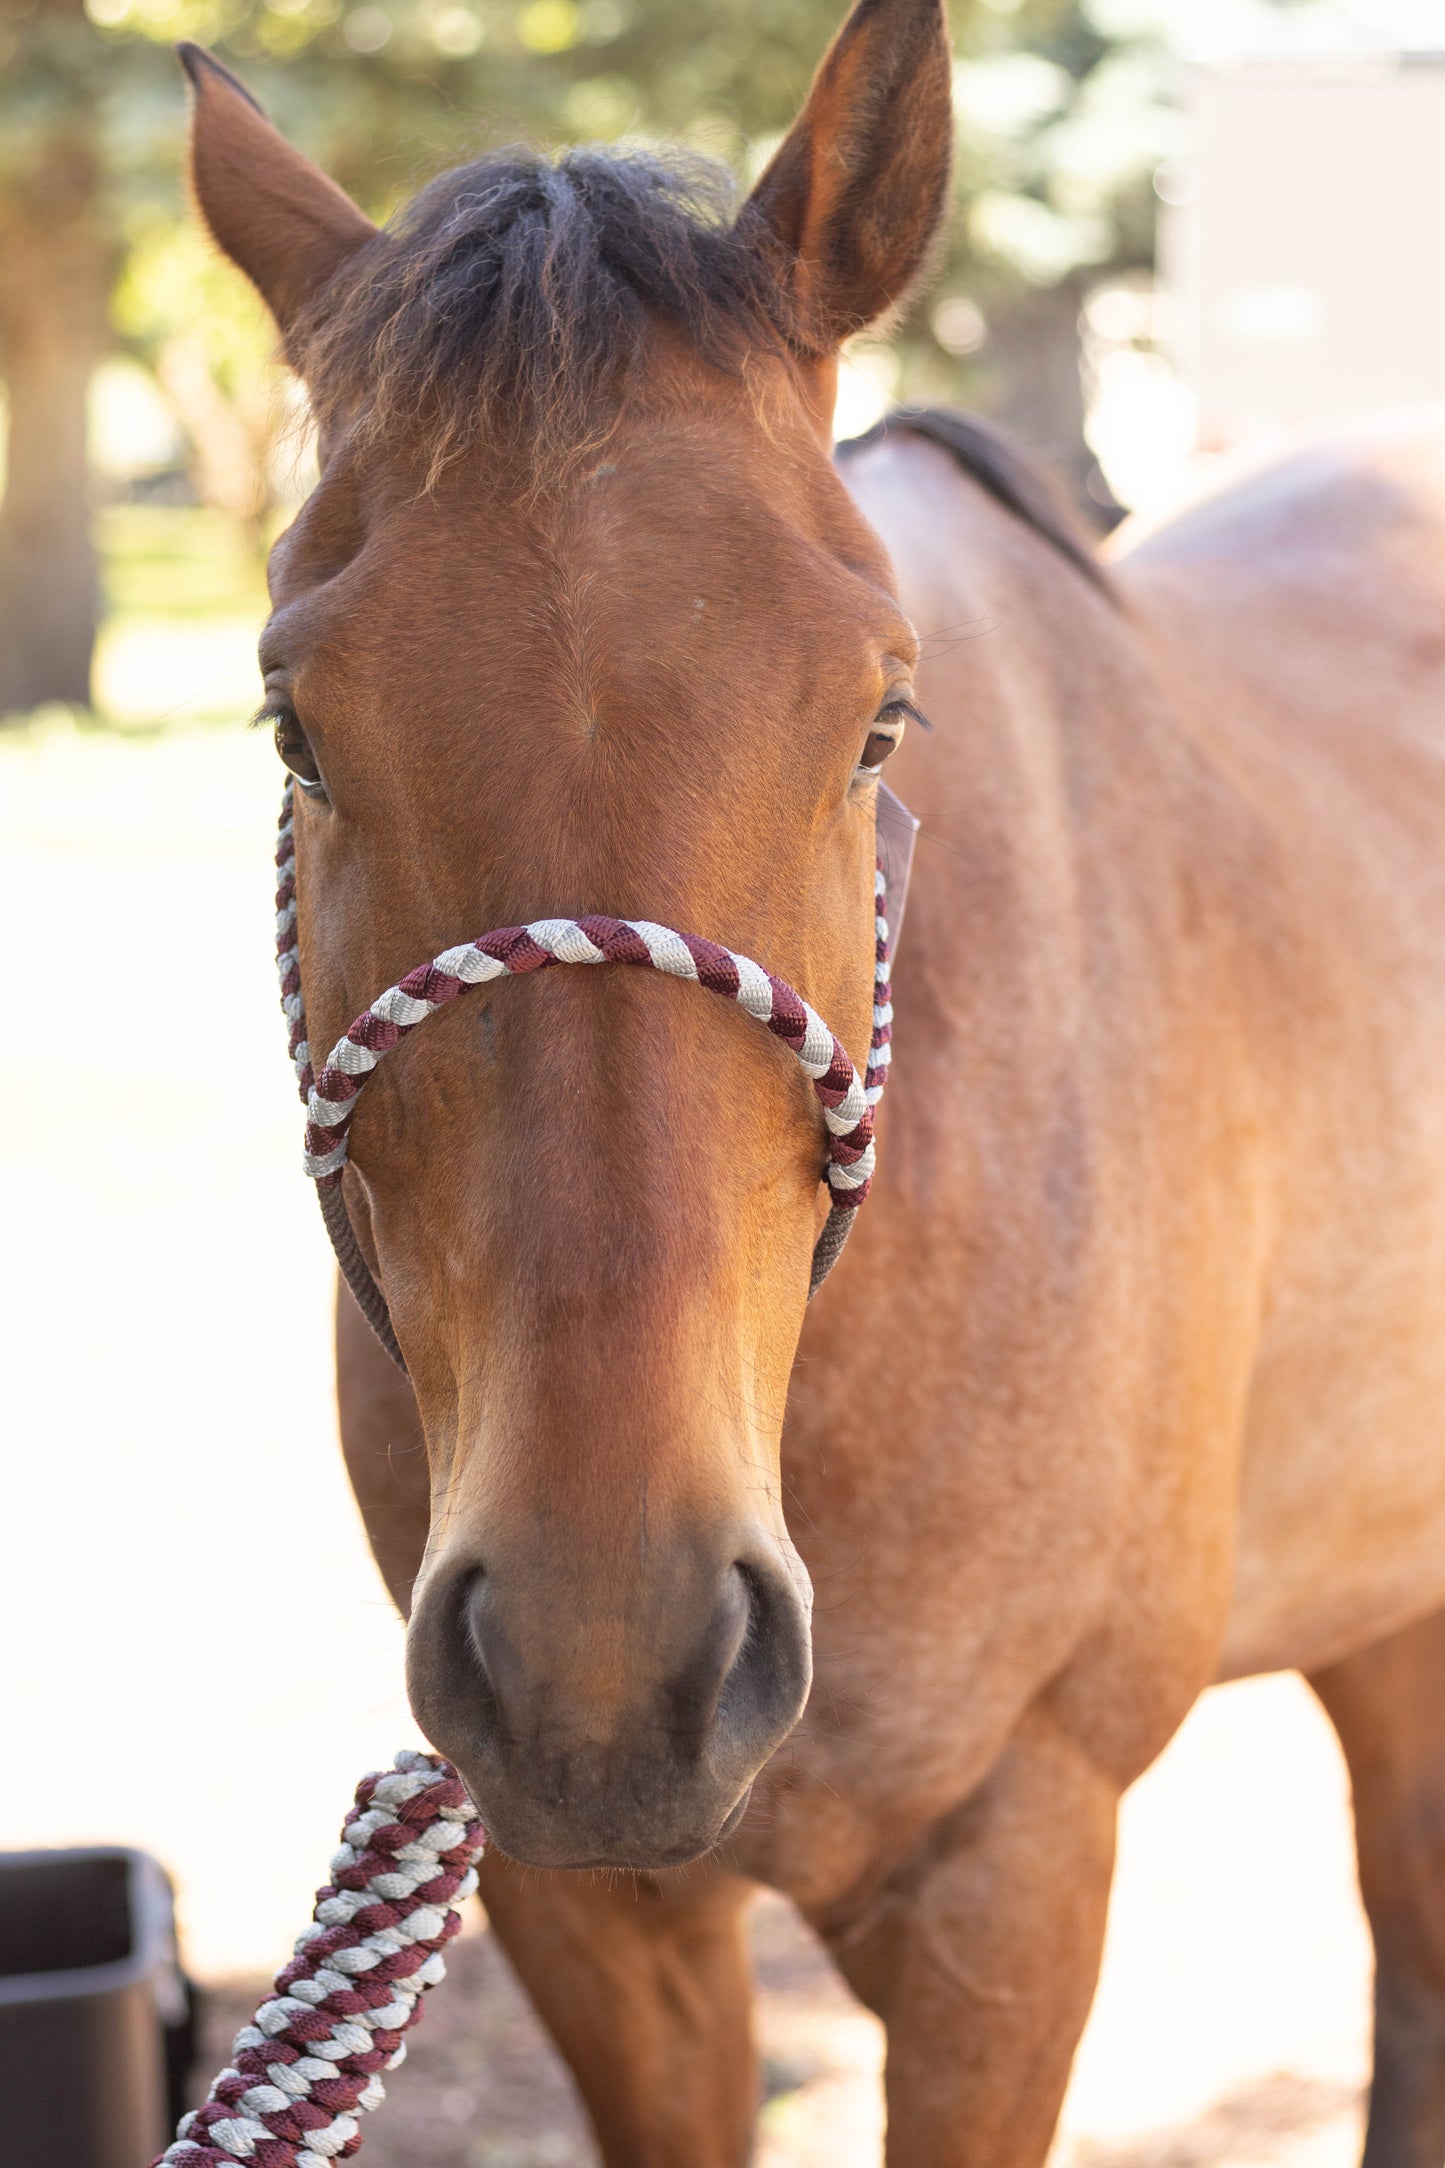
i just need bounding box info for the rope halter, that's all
[275,781,898,1369]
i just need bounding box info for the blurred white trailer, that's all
[1160,54,1445,444]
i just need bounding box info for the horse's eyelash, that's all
[886,699,932,732]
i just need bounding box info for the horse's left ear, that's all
[744,0,953,352]
[178,42,377,343]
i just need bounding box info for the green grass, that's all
[98,503,270,624]
[2,506,274,735]
[0,505,276,735]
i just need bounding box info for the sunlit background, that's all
[4,0,1444,2160]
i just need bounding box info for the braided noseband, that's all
[275,783,897,1369]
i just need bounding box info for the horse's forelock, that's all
[297,144,802,482]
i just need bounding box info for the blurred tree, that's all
[0,0,1175,711]
[938,7,1177,492]
[114,219,299,539]
[0,0,114,708]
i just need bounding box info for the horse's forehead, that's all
[273,423,897,667]
[286,360,875,552]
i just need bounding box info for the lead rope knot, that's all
[154,1750,486,2168]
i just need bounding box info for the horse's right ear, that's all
[744,0,953,352]
[178,44,376,341]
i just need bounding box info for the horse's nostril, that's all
[711,1573,755,1731]
[713,1561,754,1678]
[703,1555,812,1782]
[460,1564,489,1667]
[454,1565,507,1733]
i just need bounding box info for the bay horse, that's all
[181,4,1445,2161]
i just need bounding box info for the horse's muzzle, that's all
[405,1540,812,1869]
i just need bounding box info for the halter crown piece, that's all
[274,781,897,1370]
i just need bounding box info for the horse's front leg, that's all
[476,1850,759,2167]
[818,1704,1120,2168]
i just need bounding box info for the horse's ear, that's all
[744,0,953,351]
[178,43,377,341]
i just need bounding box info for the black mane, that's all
[299,144,799,476]
[838,407,1113,595]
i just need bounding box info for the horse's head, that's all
[185,0,951,1869]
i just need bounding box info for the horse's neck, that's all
[845,430,1175,970]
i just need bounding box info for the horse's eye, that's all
[858,701,910,775]
[857,690,926,779]
[272,708,326,795]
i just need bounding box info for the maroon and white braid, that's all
[275,782,893,1363]
[155,1751,486,2168]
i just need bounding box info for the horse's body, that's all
[334,408,1445,2166]
[1112,425,1445,1681]
[183,4,1445,2158]
[849,413,1445,1693]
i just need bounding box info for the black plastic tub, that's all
[0,1847,196,2168]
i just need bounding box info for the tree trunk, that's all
[0,130,110,716]
[980,271,1094,501]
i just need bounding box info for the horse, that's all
[180,3,1445,2160]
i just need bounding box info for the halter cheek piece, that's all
[274,782,917,1372]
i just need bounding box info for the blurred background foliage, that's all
[0,0,1181,715]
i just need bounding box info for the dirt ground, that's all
[190,1875,1365,2168]
[2,717,1374,2167]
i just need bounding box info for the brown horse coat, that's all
[184,7,1445,2160]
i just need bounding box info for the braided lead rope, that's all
[275,783,893,1366]
[155,1751,486,2168]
